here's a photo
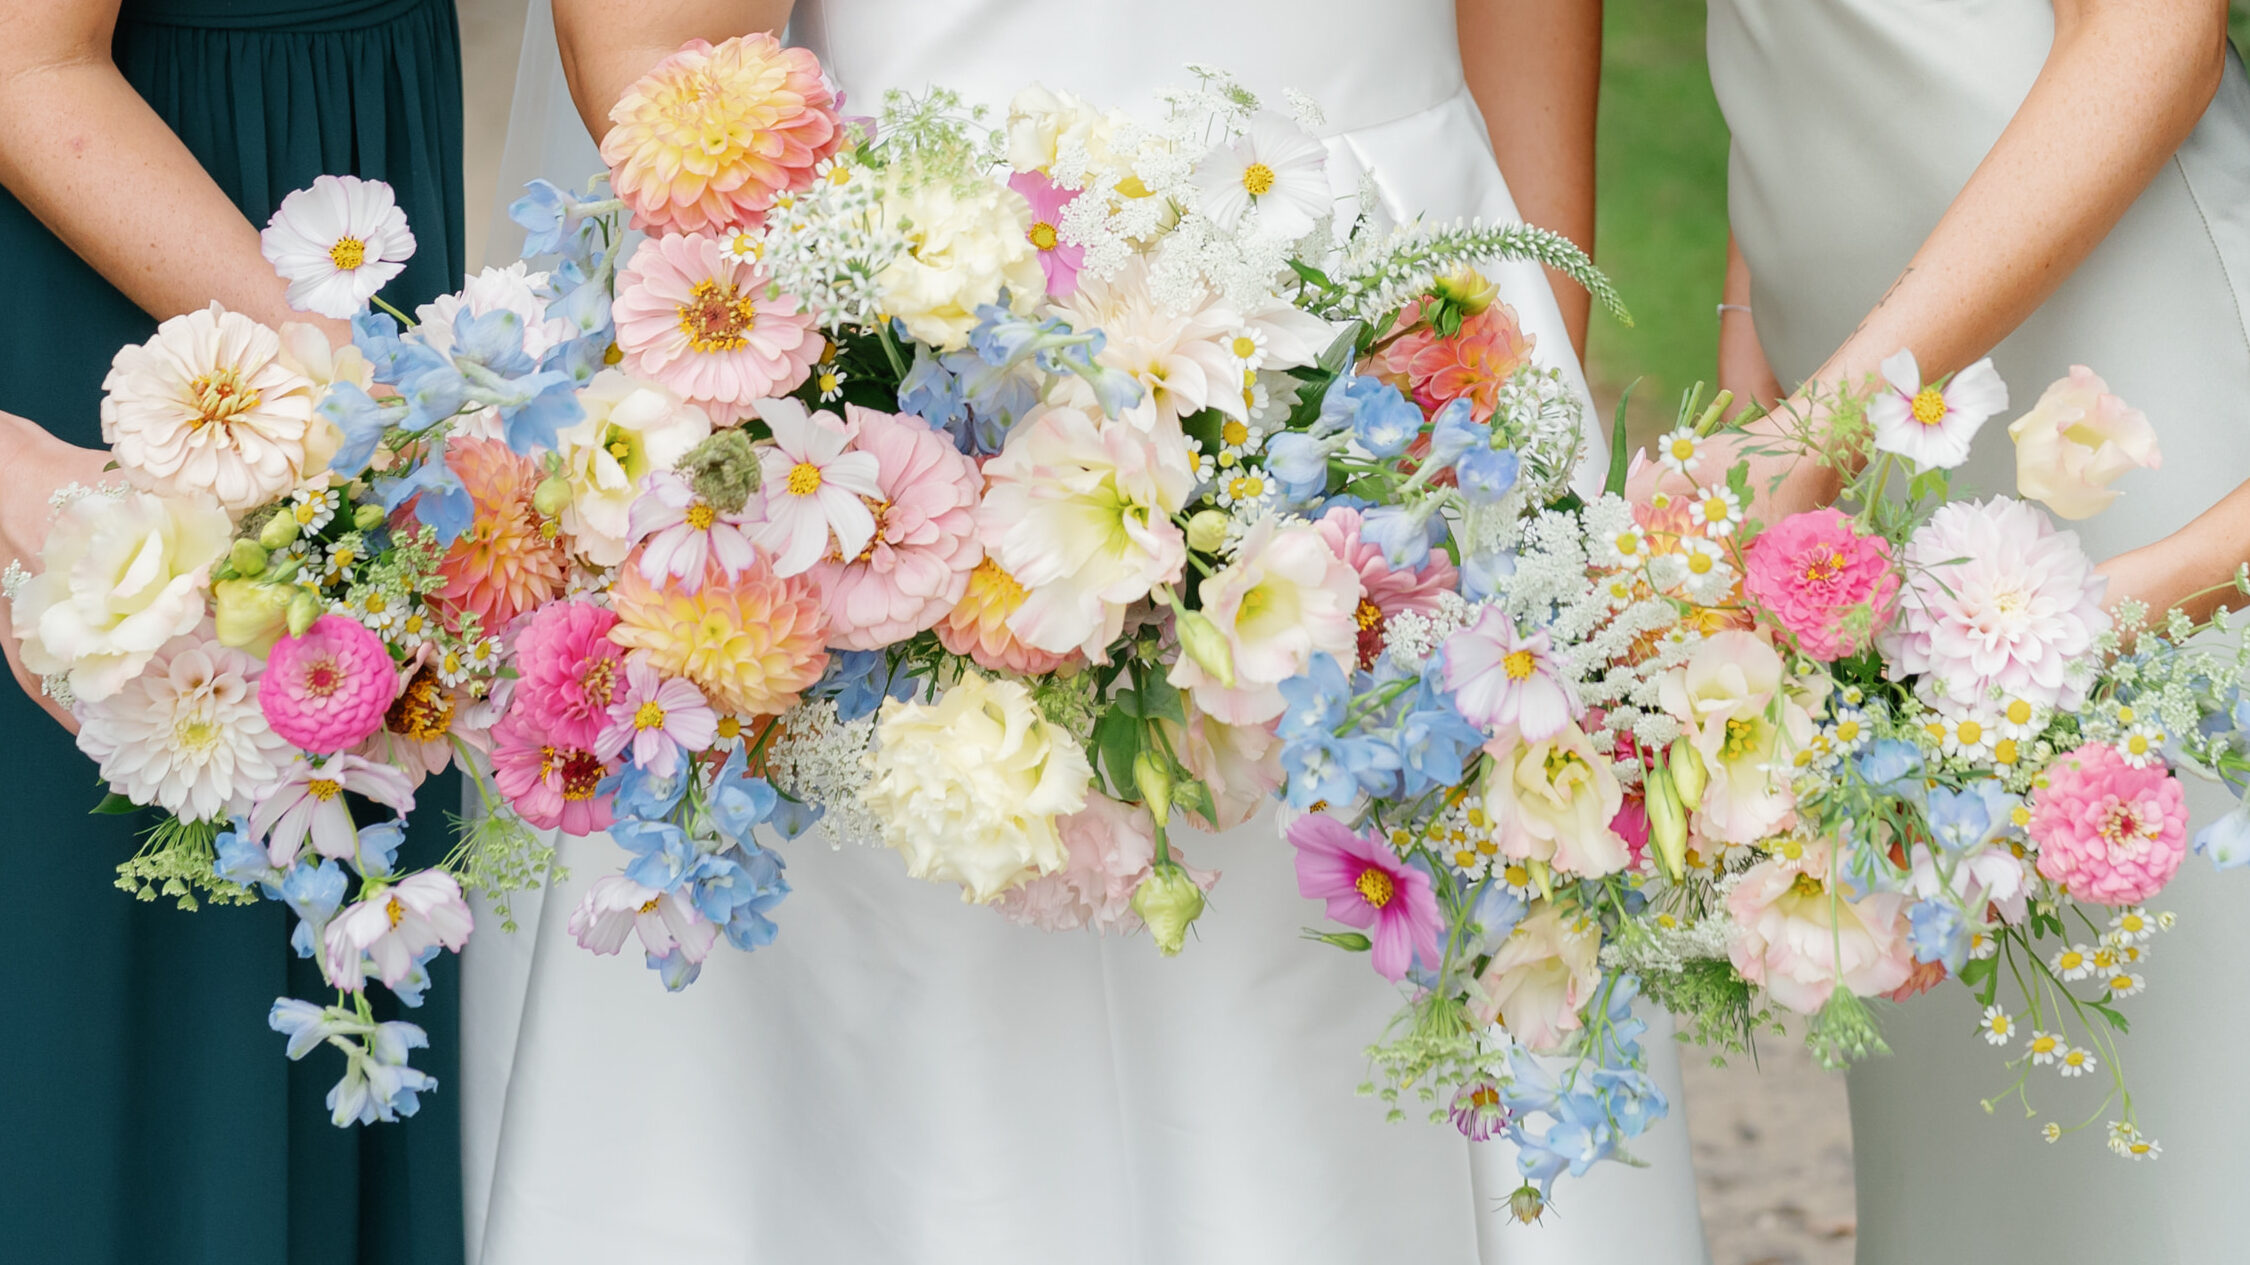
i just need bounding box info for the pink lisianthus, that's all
[2027,742,2188,905]
[250,752,417,867]
[1290,813,1443,981]
[614,234,821,420]
[1470,905,1602,1052]
[934,558,1077,675]
[1315,505,1458,669]
[1742,509,1900,661]
[997,792,1217,933]
[1726,840,1914,1014]
[259,615,399,754]
[598,34,841,235]
[1007,170,1084,296]
[568,875,718,964]
[1155,705,1283,831]
[595,658,718,778]
[1443,606,1580,741]
[1366,297,1533,420]
[512,601,626,751]
[629,470,758,591]
[803,405,984,649]
[489,706,617,835]
[321,871,474,991]
[1168,517,1361,725]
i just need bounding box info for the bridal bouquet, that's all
[13,35,1623,1132]
[1277,344,2250,1211]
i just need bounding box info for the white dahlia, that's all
[75,632,291,822]
[101,304,318,513]
[259,174,416,319]
[1879,497,2109,711]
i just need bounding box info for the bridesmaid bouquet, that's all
[1278,346,2250,1211]
[8,35,1621,1134]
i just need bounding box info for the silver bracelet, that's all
[1716,303,1753,319]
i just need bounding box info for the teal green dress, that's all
[0,2,465,1262]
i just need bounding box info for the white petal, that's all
[1877,349,1922,397]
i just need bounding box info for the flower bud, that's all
[352,503,386,532]
[286,587,324,638]
[533,475,574,518]
[1132,751,1174,827]
[1303,929,1373,952]
[228,539,269,577]
[1174,608,1236,688]
[1507,1184,1547,1225]
[258,513,300,552]
[1668,737,1707,812]
[1131,865,1206,957]
[1644,766,1689,882]
[1184,509,1230,554]
[212,579,292,656]
[1433,267,1499,315]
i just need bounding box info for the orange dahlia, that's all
[429,437,567,634]
[1369,298,1534,421]
[599,34,842,236]
[935,557,1075,676]
[609,550,829,717]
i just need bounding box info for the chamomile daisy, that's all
[289,486,341,533]
[1655,427,1703,476]
[2110,907,2156,944]
[2104,971,2146,999]
[1687,485,1744,538]
[2058,1046,2098,1077]
[2052,943,2095,980]
[2116,722,2167,768]
[2026,1030,2063,1065]
[1979,1005,2016,1045]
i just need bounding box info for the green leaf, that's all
[2088,1001,2132,1035]
[1318,321,1362,375]
[91,792,141,816]
[1958,954,2000,1007]
[1287,258,1333,290]
[1093,709,1144,799]
[1136,680,1186,725]
[1603,380,1639,497]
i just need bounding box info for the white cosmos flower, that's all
[749,398,883,576]
[101,304,319,513]
[260,175,416,319]
[74,631,291,821]
[1191,114,1330,241]
[1868,350,2009,471]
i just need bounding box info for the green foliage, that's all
[114,816,251,912]
[1806,987,1892,1071]
[1640,955,1769,1059]
[443,811,558,932]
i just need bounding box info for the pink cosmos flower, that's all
[804,405,984,649]
[1007,170,1084,296]
[251,752,416,868]
[613,234,821,420]
[1726,840,1914,1014]
[2028,742,2188,906]
[489,706,617,835]
[1168,517,1362,726]
[1290,813,1443,981]
[568,875,718,964]
[260,615,400,754]
[1443,606,1581,740]
[1315,505,1458,669]
[749,397,883,576]
[1742,508,1901,661]
[512,601,626,752]
[322,871,474,991]
[629,469,758,591]
[595,658,718,777]
[1868,350,2009,472]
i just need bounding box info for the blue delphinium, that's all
[1907,900,1970,971]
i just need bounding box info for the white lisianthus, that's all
[13,487,232,702]
[861,673,1094,903]
[554,370,713,566]
[414,261,578,362]
[259,174,416,319]
[976,403,1194,660]
[102,304,319,513]
[1190,113,1330,241]
[75,631,291,821]
[1169,518,1361,725]
[1005,83,1128,176]
[1481,721,1631,878]
[2006,366,2162,520]
[871,170,1044,351]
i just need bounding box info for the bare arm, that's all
[1644,0,2229,516]
[1715,232,1781,412]
[554,0,796,146]
[2097,479,2250,623]
[1458,0,1601,358]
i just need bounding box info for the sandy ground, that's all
[450,4,1861,1261]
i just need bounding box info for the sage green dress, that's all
[0,2,465,1261]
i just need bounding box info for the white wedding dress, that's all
[463,4,1710,1262]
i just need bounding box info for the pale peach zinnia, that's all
[613,233,822,422]
[102,304,318,514]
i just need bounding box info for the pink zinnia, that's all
[805,405,984,649]
[321,871,474,992]
[1443,606,1581,740]
[614,234,821,421]
[260,615,400,754]
[512,600,625,751]
[1315,505,1458,669]
[490,706,617,835]
[2028,742,2188,906]
[1008,171,1084,296]
[629,469,758,591]
[1290,813,1443,981]
[1369,298,1533,420]
[595,658,718,777]
[1742,508,1901,661]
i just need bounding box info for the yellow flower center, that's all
[187,368,264,431]
[1227,474,1265,501]
[1221,420,1251,446]
[1028,221,1059,251]
[676,277,758,353]
[818,371,841,393]
[634,700,668,731]
[1789,871,1825,899]
[1803,548,1845,584]
[1355,598,1383,632]
[1502,649,1537,681]
[1700,496,1730,524]
[785,462,824,496]
[715,715,742,741]
[1909,386,1949,427]
[580,658,618,707]
[1614,532,1641,556]
[1686,551,1715,575]
[329,236,367,271]
[307,777,342,801]
[2006,699,2034,725]
[1668,437,1696,461]
[1355,867,1395,909]
[1240,163,1277,196]
[1957,719,1984,745]
[173,718,220,752]
[1231,335,1259,359]
[385,895,406,929]
[686,501,717,531]
[1835,720,1862,743]
[638,895,664,915]
[1724,717,1763,761]
[1995,738,2021,765]
[295,501,321,524]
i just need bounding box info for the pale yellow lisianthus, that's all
[872,170,1044,351]
[1481,721,1630,878]
[1657,629,1814,845]
[553,370,712,567]
[2007,365,2162,521]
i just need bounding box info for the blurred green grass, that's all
[1588,0,1731,449]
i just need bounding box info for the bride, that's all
[463,2,1709,1262]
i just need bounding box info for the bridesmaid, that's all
[1661,1,2250,1261]
[0,2,467,1262]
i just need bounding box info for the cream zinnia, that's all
[102,304,319,513]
